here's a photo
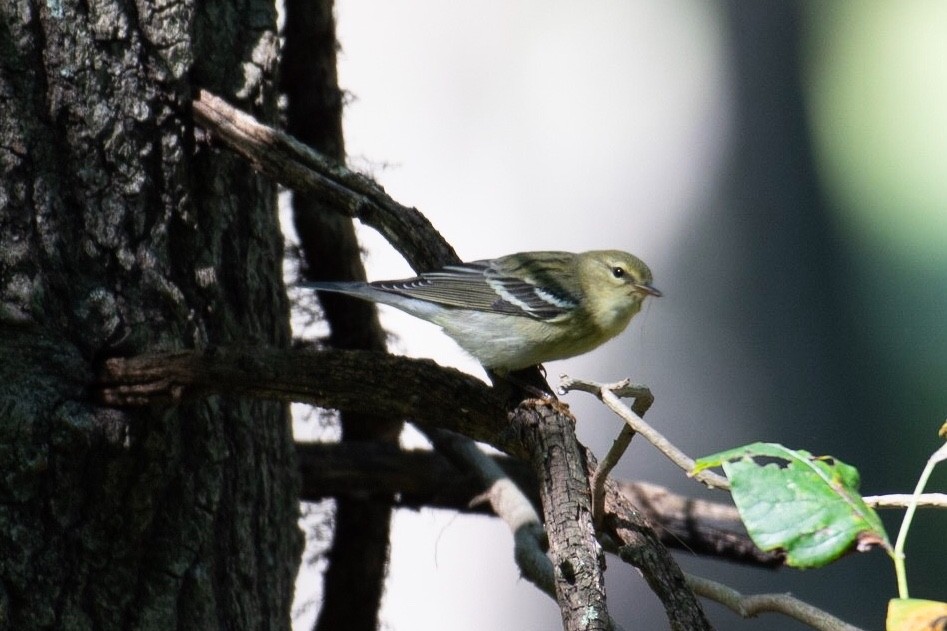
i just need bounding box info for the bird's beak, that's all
[634,283,662,297]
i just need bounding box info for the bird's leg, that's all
[490,365,558,404]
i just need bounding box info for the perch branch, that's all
[512,400,611,631]
[97,348,518,455]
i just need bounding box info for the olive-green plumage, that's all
[303,250,660,371]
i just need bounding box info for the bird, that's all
[301,250,661,372]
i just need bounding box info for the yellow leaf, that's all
[887,598,947,631]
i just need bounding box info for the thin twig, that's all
[578,379,655,529]
[863,493,947,509]
[560,376,730,490]
[423,427,556,601]
[593,425,636,529]
[686,573,864,631]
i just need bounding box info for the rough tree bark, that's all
[0,1,300,630]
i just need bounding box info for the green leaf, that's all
[694,442,891,568]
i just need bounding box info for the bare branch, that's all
[560,376,730,490]
[613,481,780,567]
[606,483,714,630]
[586,380,654,529]
[686,573,864,631]
[192,90,458,274]
[296,442,783,568]
[512,400,611,630]
[421,426,556,603]
[864,493,947,509]
[97,347,520,455]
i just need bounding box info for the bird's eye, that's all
[612,266,626,279]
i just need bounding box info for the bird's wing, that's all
[371,259,580,320]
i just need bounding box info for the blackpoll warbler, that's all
[303,250,661,371]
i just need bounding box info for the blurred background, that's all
[290,1,947,628]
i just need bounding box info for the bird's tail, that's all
[297,280,368,294]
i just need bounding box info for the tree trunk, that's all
[0,1,301,629]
